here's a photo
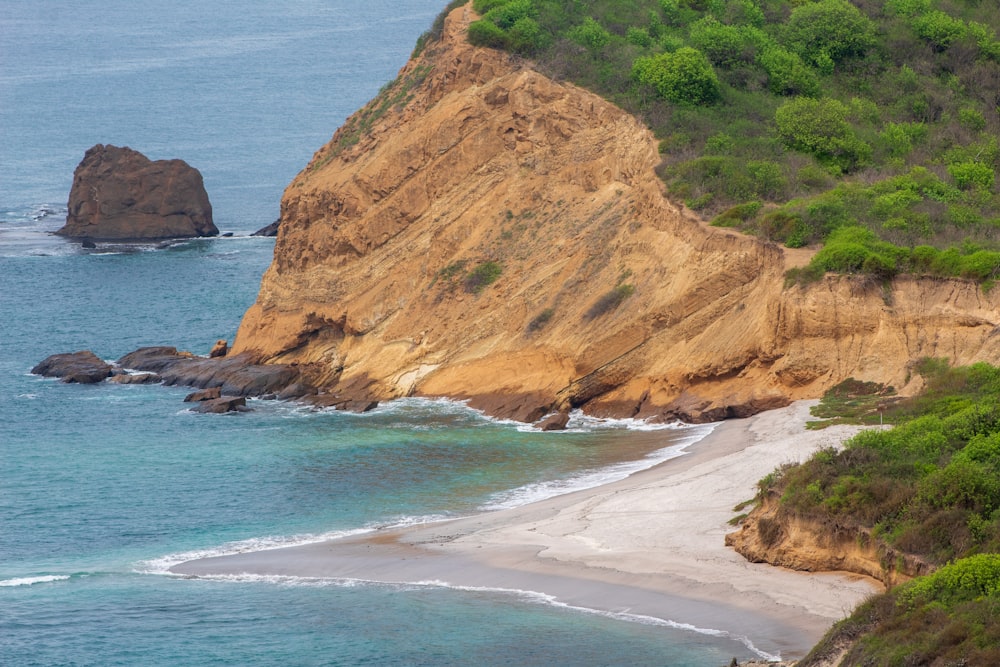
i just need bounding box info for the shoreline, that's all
[172,401,881,660]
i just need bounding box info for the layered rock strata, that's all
[229,5,1000,422]
[726,495,933,587]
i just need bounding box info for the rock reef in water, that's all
[31,351,112,384]
[56,144,218,241]
[228,5,1000,423]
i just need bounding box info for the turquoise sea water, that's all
[2,2,766,664]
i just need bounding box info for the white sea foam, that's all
[139,514,452,576]
[177,572,779,660]
[136,527,375,575]
[402,580,781,661]
[0,575,71,587]
[480,422,716,511]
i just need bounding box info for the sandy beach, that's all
[173,401,881,660]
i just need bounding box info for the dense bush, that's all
[461,0,1000,282]
[765,360,1000,564]
[633,47,720,105]
[775,97,870,172]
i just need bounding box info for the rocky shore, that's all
[31,346,380,414]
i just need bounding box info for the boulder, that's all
[32,351,112,384]
[190,396,249,413]
[251,219,280,237]
[534,412,570,431]
[56,144,218,241]
[184,387,222,402]
[109,372,161,385]
[209,339,229,358]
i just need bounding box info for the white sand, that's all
[173,400,881,659]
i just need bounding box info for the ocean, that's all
[1,2,763,664]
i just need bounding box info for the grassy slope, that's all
[766,361,1000,663]
[464,0,1000,284]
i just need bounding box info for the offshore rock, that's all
[56,144,218,241]
[184,387,222,402]
[108,372,161,385]
[117,346,310,398]
[190,396,249,413]
[32,351,112,384]
[535,412,570,431]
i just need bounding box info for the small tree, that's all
[783,0,877,71]
[775,97,870,172]
[633,47,720,105]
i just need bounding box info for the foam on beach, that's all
[138,513,454,576]
[481,421,716,510]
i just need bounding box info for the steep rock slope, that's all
[233,5,1000,422]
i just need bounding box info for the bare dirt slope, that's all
[233,5,1000,423]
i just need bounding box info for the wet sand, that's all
[173,401,881,660]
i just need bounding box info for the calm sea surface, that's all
[1,2,765,664]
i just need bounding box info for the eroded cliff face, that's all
[726,496,932,587]
[233,5,1000,422]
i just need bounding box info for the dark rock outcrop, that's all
[108,372,161,384]
[117,346,305,397]
[209,339,228,358]
[31,351,112,384]
[184,387,222,402]
[251,220,280,237]
[190,396,249,413]
[534,412,570,431]
[56,144,218,241]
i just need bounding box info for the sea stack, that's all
[56,144,218,241]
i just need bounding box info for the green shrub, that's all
[959,107,987,133]
[689,17,764,68]
[885,0,931,17]
[468,19,509,48]
[483,0,535,30]
[757,46,819,97]
[526,307,555,333]
[782,0,877,70]
[633,47,721,105]
[900,555,1000,608]
[464,261,503,294]
[912,11,968,51]
[626,26,653,47]
[948,162,995,191]
[586,283,636,319]
[567,16,612,51]
[775,97,870,172]
[507,17,545,54]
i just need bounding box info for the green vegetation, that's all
[526,306,555,333]
[463,0,1000,283]
[768,360,1000,662]
[802,574,1000,666]
[464,260,504,293]
[586,283,635,319]
[769,359,1000,564]
[806,377,896,429]
[318,63,434,165]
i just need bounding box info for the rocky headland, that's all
[223,5,1000,425]
[56,144,218,241]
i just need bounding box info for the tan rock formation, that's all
[726,495,933,587]
[232,5,1000,422]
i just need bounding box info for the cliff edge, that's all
[232,5,1000,422]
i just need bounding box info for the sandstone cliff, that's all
[232,5,1000,423]
[725,495,933,588]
